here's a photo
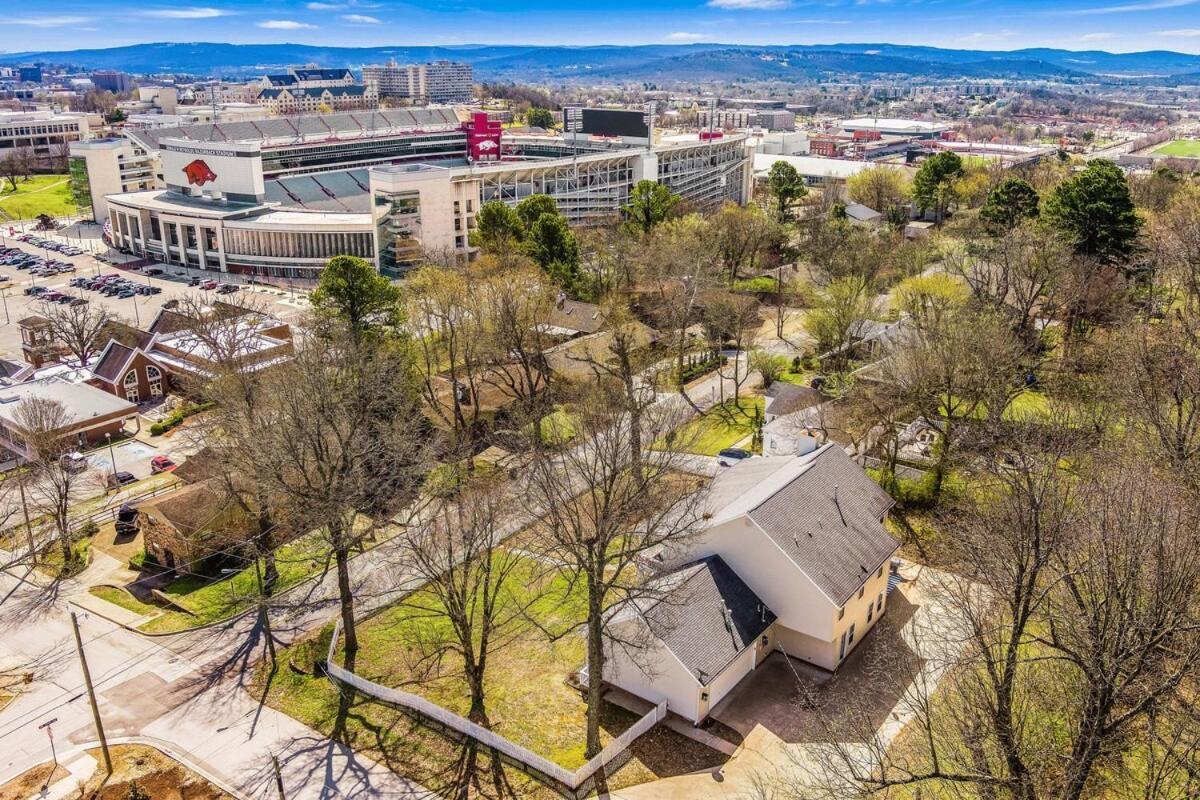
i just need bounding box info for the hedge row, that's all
[149,401,215,436]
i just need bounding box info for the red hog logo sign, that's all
[182,159,217,187]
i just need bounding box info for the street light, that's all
[104,432,117,489]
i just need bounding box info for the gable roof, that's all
[543,298,606,336]
[707,445,898,606]
[642,556,775,684]
[764,381,823,417]
[90,341,136,384]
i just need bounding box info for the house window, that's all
[146,365,163,397]
[858,586,865,600]
[848,623,856,645]
[868,604,873,623]
[877,593,884,612]
[877,566,884,579]
[123,370,139,403]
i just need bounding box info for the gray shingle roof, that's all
[643,556,775,685]
[764,381,823,417]
[91,341,135,383]
[746,446,897,605]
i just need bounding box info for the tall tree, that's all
[515,194,558,230]
[766,160,807,223]
[525,107,555,129]
[845,165,910,216]
[525,213,582,294]
[912,151,964,225]
[621,179,679,235]
[34,299,115,367]
[527,387,705,758]
[310,254,402,337]
[980,176,1040,235]
[1043,159,1142,266]
[471,200,524,256]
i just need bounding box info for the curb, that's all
[0,737,248,800]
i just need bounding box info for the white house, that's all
[603,444,899,725]
[762,381,824,457]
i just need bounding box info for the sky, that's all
[5,0,1200,54]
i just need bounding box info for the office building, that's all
[92,71,133,93]
[0,110,90,167]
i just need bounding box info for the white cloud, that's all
[706,0,792,9]
[962,29,1015,42]
[143,6,231,17]
[341,13,381,23]
[1158,27,1200,35]
[11,15,91,26]
[1079,31,1116,40]
[665,31,706,41]
[306,2,343,8]
[257,19,316,29]
[1058,0,1198,15]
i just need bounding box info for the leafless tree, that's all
[0,148,33,193]
[389,477,541,725]
[228,328,426,668]
[16,397,101,573]
[526,385,706,757]
[35,299,116,367]
[702,290,761,411]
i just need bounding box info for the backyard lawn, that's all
[255,550,729,798]
[670,396,764,456]
[0,174,75,221]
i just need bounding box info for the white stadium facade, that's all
[72,108,752,282]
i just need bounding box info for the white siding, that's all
[603,624,700,723]
[701,644,759,722]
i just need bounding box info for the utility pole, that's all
[271,754,286,800]
[70,611,112,776]
[17,474,34,554]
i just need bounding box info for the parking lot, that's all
[0,230,310,362]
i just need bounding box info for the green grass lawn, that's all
[1152,139,1200,158]
[254,551,728,798]
[528,405,580,446]
[139,531,337,633]
[89,586,162,618]
[773,367,812,386]
[670,396,764,456]
[0,175,75,221]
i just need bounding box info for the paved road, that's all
[0,353,760,798]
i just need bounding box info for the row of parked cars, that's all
[16,233,87,257]
[24,285,87,306]
[186,275,240,294]
[0,247,77,276]
[72,274,164,298]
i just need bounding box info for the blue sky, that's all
[6,0,1200,53]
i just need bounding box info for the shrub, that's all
[731,276,778,294]
[125,782,150,800]
[678,351,725,385]
[750,350,789,386]
[149,400,215,436]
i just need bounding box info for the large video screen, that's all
[563,107,649,139]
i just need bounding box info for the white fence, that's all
[325,619,667,794]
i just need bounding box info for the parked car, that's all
[117,289,136,299]
[162,299,180,310]
[150,455,176,474]
[200,280,218,290]
[69,298,88,307]
[188,276,201,286]
[216,284,238,294]
[115,503,139,537]
[144,268,164,276]
[106,470,137,489]
[23,286,45,296]
[717,447,753,467]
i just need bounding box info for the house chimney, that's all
[556,291,566,309]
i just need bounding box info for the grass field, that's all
[1152,139,1200,158]
[669,396,764,456]
[0,174,75,221]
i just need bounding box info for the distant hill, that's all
[2,41,1199,81]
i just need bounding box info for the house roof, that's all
[259,86,368,100]
[764,381,823,417]
[91,341,136,383]
[844,202,882,223]
[543,298,606,336]
[642,556,776,685]
[138,479,229,535]
[707,445,898,606]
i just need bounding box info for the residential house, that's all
[762,381,826,457]
[603,444,898,724]
[539,296,607,340]
[137,479,255,571]
[843,202,883,225]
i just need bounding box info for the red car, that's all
[200,280,218,290]
[150,455,176,474]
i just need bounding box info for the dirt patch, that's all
[3,745,230,800]
[0,763,69,800]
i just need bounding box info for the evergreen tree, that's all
[1043,159,1142,265]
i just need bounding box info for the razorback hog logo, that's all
[182,159,217,187]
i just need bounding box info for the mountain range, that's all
[3,41,1200,82]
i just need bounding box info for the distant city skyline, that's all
[6,0,1200,55]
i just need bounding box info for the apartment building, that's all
[363,60,473,105]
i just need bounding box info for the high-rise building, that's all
[363,60,473,105]
[92,71,133,93]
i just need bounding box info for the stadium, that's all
[75,108,753,282]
